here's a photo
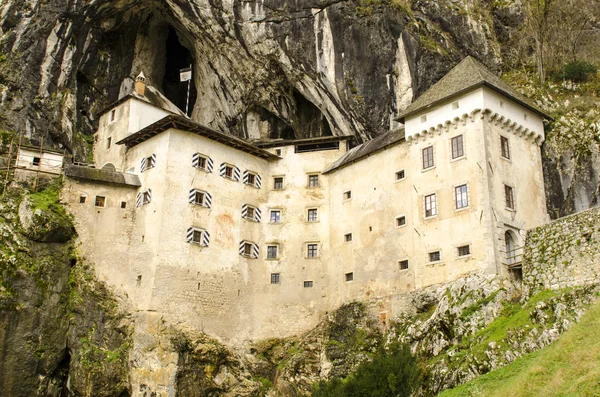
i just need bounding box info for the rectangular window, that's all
[345,272,354,282]
[395,170,405,181]
[422,146,434,169]
[109,109,116,122]
[505,185,515,209]
[455,184,468,209]
[308,174,319,187]
[396,216,406,227]
[307,243,318,258]
[457,245,471,257]
[273,177,284,190]
[501,136,510,159]
[307,208,318,222]
[192,230,203,244]
[32,157,41,166]
[246,173,256,186]
[343,191,352,200]
[107,137,112,149]
[246,207,255,220]
[429,251,441,262]
[271,273,280,284]
[243,242,253,256]
[120,201,127,209]
[267,245,278,259]
[198,156,207,170]
[399,260,409,270]
[304,281,313,288]
[225,165,234,178]
[425,193,437,217]
[451,135,464,159]
[270,210,281,224]
[95,196,106,207]
[145,156,154,170]
[276,149,282,156]
[344,233,352,242]
[79,196,87,204]
[194,191,205,206]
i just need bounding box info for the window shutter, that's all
[204,192,212,208]
[206,158,214,173]
[136,192,142,207]
[243,170,249,184]
[254,207,262,222]
[140,158,146,173]
[238,241,246,255]
[219,163,226,177]
[255,174,262,189]
[202,231,210,247]
[241,204,248,218]
[188,189,196,204]
[233,166,241,181]
[150,154,156,168]
[145,188,152,204]
[192,153,200,168]
[252,243,260,259]
[186,227,194,243]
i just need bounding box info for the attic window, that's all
[295,141,339,153]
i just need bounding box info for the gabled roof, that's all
[396,56,551,122]
[116,115,280,161]
[97,83,186,118]
[323,128,405,174]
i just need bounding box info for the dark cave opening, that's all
[162,27,197,116]
[292,90,333,138]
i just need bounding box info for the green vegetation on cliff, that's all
[440,297,600,397]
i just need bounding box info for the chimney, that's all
[135,72,147,96]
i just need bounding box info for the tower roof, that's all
[397,56,551,122]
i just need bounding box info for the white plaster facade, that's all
[64,67,550,342]
[16,146,64,175]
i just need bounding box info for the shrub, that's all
[313,343,421,397]
[552,61,598,83]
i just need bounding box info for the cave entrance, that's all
[162,27,197,116]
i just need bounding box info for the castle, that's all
[63,57,550,342]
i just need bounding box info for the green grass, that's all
[439,297,600,397]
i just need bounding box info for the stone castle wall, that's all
[523,206,600,294]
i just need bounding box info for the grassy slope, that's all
[439,298,600,397]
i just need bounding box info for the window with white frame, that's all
[396,216,406,227]
[267,245,279,259]
[271,273,280,284]
[273,176,284,190]
[455,184,468,209]
[220,163,240,181]
[451,135,464,159]
[505,184,515,210]
[270,210,281,224]
[422,146,434,169]
[428,251,441,262]
[501,136,511,159]
[304,281,313,288]
[395,169,405,181]
[192,153,213,172]
[307,208,318,222]
[308,174,319,187]
[186,227,210,246]
[242,204,261,222]
[239,240,259,258]
[457,244,471,257]
[189,189,212,208]
[424,193,437,217]
[243,170,262,188]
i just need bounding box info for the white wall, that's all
[16,148,64,174]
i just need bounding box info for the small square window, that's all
[304,281,313,288]
[451,135,464,159]
[246,207,255,219]
[273,177,284,190]
[197,156,207,170]
[192,230,202,244]
[457,245,471,257]
[267,245,278,259]
[452,101,459,110]
[345,272,354,282]
[32,157,41,166]
[194,191,205,206]
[399,260,409,270]
[95,196,106,207]
[501,136,510,159]
[243,243,253,256]
[343,191,352,200]
[395,170,405,181]
[396,216,406,227]
[422,146,434,169]
[429,251,441,262]
[247,173,256,186]
[270,210,281,224]
[225,166,234,178]
[79,196,87,204]
[120,201,127,209]
[271,273,280,284]
[308,174,319,187]
[276,149,282,156]
[307,243,318,258]
[307,208,318,222]
[344,233,352,242]
[107,137,112,149]
[420,115,427,123]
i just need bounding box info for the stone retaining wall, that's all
[523,206,600,294]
